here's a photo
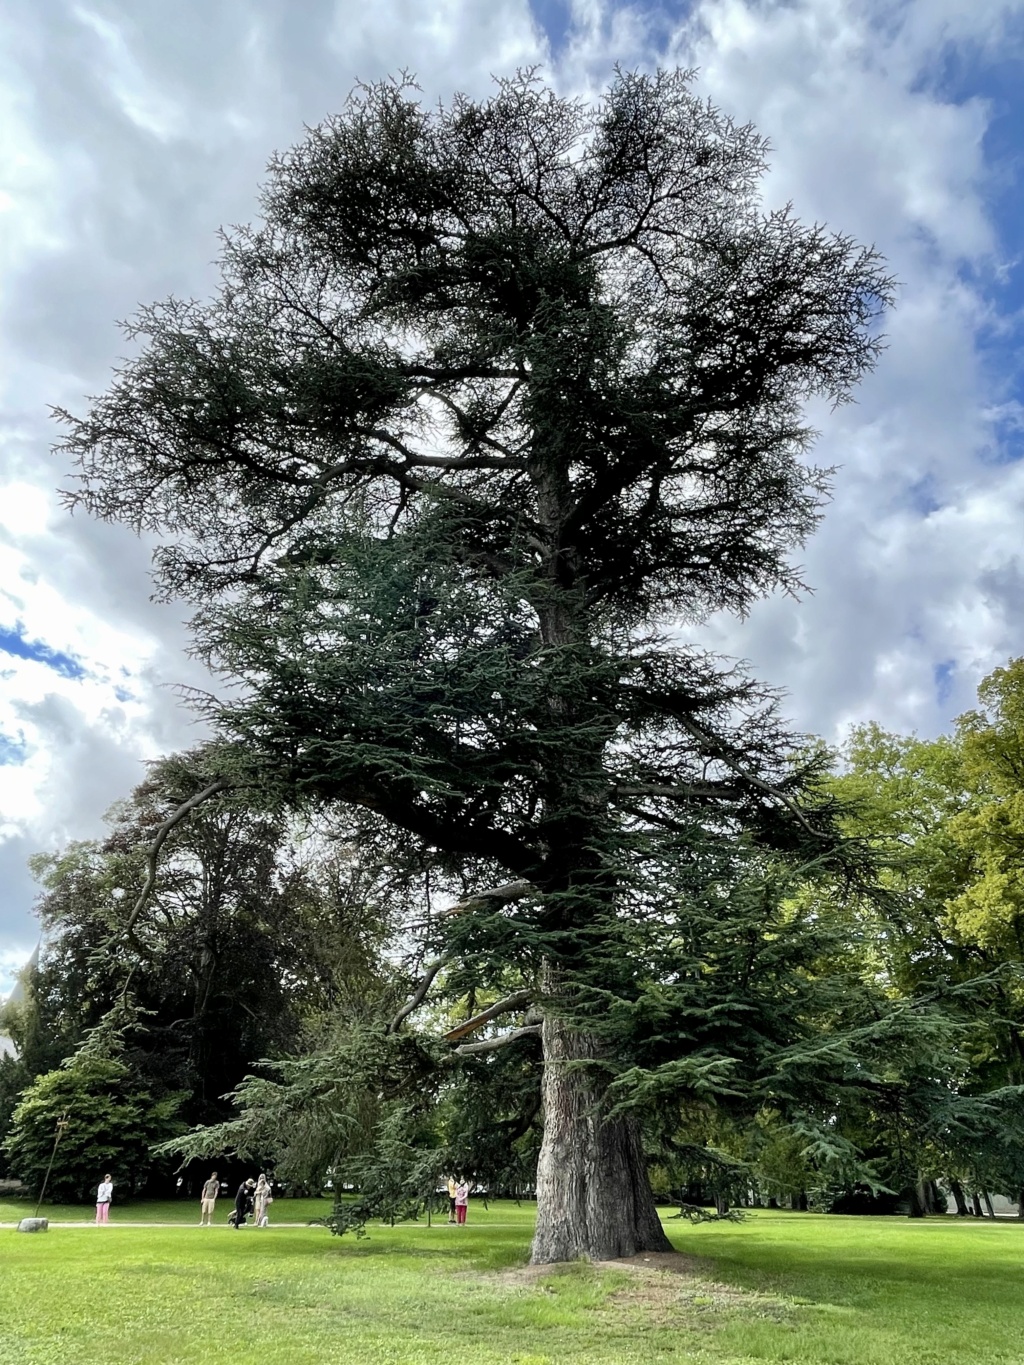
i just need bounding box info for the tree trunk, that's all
[531,1014,672,1263]
[907,1183,926,1218]
[971,1191,984,1217]
[949,1180,969,1216]
[983,1190,996,1219]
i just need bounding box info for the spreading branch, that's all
[673,714,826,838]
[387,958,446,1034]
[438,880,535,918]
[406,878,537,930]
[109,779,231,952]
[442,990,534,1043]
[453,1024,542,1056]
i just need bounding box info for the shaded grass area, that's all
[2,1205,1024,1363]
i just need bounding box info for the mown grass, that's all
[0,1194,334,1226]
[2,1203,1023,1364]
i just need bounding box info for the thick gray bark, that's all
[530,1014,672,1263]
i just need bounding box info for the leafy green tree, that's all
[3,1056,184,1202]
[827,685,1024,1211]
[947,660,1024,976]
[2,754,399,1166]
[59,70,893,1261]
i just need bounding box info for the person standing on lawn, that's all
[252,1173,271,1227]
[233,1178,254,1228]
[455,1181,469,1225]
[447,1175,457,1224]
[199,1171,219,1226]
[95,1173,113,1224]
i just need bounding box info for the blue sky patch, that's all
[530,0,573,51]
[0,732,27,765]
[0,623,86,680]
[934,659,956,707]
[927,24,1024,453]
[530,0,692,54]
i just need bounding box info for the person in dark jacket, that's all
[232,1178,255,1228]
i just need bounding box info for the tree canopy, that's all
[54,69,912,1259]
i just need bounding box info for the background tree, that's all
[825,667,1024,1212]
[59,69,893,1261]
[2,1054,184,1203]
[0,753,399,1183]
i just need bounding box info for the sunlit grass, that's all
[2,1204,1023,1364]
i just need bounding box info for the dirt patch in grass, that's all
[482,1250,792,1331]
[596,1250,701,1275]
[482,1250,699,1288]
[602,1262,794,1332]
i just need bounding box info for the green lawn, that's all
[1,1204,1022,1364]
[0,1194,334,1226]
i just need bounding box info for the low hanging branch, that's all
[109,779,232,951]
[453,1024,542,1056]
[437,879,535,918]
[442,989,534,1044]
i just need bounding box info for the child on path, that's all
[95,1174,113,1224]
[455,1181,469,1225]
[447,1175,457,1223]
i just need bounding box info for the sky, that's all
[1,0,1023,993]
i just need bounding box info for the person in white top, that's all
[253,1173,272,1227]
[95,1174,114,1224]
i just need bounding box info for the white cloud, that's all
[645,0,1024,740]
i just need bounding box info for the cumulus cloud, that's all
[1,0,1022,988]
[653,0,1024,742]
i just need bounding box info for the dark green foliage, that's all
[157,1022,437,1191]
[0,1053,30,1178]
[319,1107,450,1237]
[2,1056,185,1202]
[57,70,906,1249]
[0,754,400,1181]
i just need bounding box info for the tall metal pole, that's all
[34,1110,69,1217]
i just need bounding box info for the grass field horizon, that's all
[3,1203,1024,1363]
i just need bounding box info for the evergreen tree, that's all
[58,70,892,1260]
